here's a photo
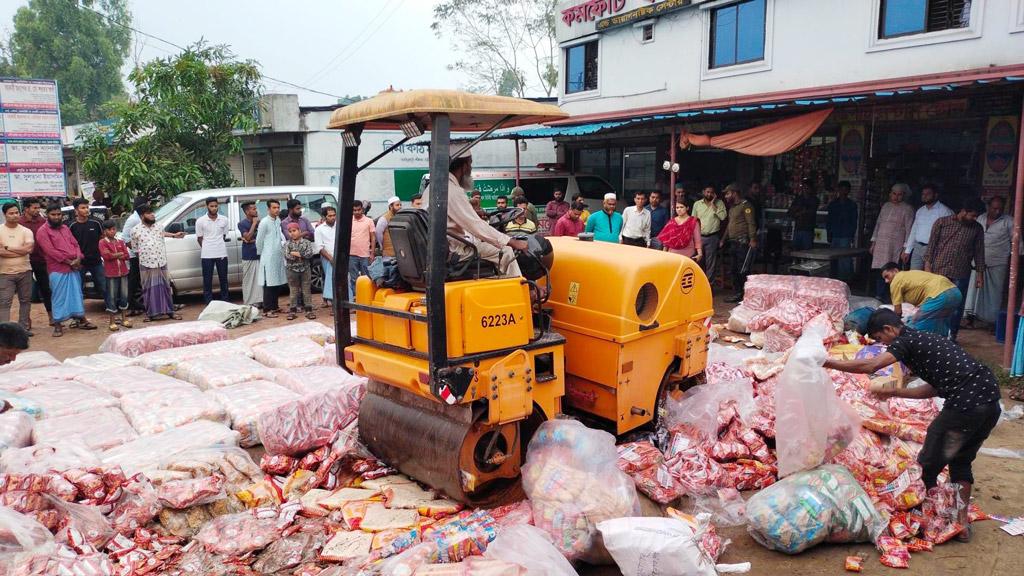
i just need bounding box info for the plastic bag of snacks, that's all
[774,322,860,477]
[616,441,663,474]
[99,320,228,357]
[156,475,226,509]
[205,380,299,447]
[31,407,138,451]
[61,353,134,371]
[746,464,885,554]
[178,354,271,390]
[252,338,328,369]
[0,505,56,564]
[522,419,641,564]
[1,365,83,393]
[133,339,254,377]
[73,366,195,398]
[100,420,240,475]
[0,412,33,452]
[18,381,118,419]
[876,536,911,568]
[664,380,756,441]
[239,321,336,347]
[119,386,227,435]
[629,464,683,504]
[0,351,60,374]
[420,509,498,563]
[0,441,100,475]
[258,381,366,456]
[147,445,262,492]
[484,524,578,576]
[270,365,366,395]
[748,298,826,335]
[193,508,286,556]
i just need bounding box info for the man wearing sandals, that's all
[824,308,1001,543]
[130,204,185,322]
[34,203,98,336]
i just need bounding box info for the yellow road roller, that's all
[330,89,712,506]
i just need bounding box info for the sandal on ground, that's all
[52,325,63,337]
[305,311,317,320]
[77,321,98,330]
[109,323,119,332]
[122,319,133,328]
[264,310,279,318]
[169,313,182,320]
[287,312,298,320]
[173,303,185,311]
[956,524,973,543]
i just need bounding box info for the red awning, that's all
[679,108,833,157]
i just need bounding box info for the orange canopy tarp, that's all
[679,108,833,157]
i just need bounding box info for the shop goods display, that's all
[521,419,640,564]
[205,381,299,447]
[133,339,254,377]
[31,407,138,452]
[258,382,367,456]
[239,321,336,347]
[252,338,329,369]
[271,365,367,396]
[119,386,228,435]
[0,412,33,452]
[0,351,60,374]
[99,320,228,357]
[62,353,135,371]
[17,381,118,419]
[177,354,272,390]
[74,366,196,398]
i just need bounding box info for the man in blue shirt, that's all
[237,201,262,308]
[647,190,670,248]
[585,193,623,243]
[826,181,858,279]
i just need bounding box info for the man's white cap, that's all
[387,196,401,206]
[451,147,472,160]
[604,193,617,201]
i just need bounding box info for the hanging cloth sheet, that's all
[679,108,833,157]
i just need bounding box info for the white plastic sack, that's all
[62,353,135,371]
[483,524,577,576]
[178,354,270,390]
[0,412,33,451]
[0,351,60,374]
[99,320,228,357]
[133,339,254,377]
[75,366,196,397]
[31,407,138,452]
[598,516,717,576]
[238,321,335,347]
[774,322,860,478]
[120,387,227,435]
[252,338,328,369]
[664,379,756,441]
[18,381,117,419]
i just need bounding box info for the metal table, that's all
[788,247,872,293]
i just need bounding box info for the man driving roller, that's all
[423,149,527,277]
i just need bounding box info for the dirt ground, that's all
[15,291,1024,576]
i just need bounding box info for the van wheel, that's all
[310,260,324,294]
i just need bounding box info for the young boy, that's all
[284,222,317,321]
[98,220,132,331]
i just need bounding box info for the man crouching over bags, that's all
[824,308,1001,543]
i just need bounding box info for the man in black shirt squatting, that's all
[823,308,1001,542]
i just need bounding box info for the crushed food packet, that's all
[845,554,865,572]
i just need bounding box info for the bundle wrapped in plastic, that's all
[258,380,366,455]
[119,386,227,435]
[99,320,228,357]
[0,505,56,567]
[420,509,498,563]
[177,354,271,390]
[0,442,100,475]
[239,321,336,347]
[483,524,578,576]
[726,304,756,334]
[748,298,827,335]
[0,412,33,452]
[746,464,885,554]
[133,339,254,377]
[663,426,722,496]
[18,382,117,419]
[31,407,138,451]
[206,380,299,447]
[74,366,195,398]
[664,380,756,441]
[743,275,850,323]
[157,475,226,509]
[1,365,84,393]
[193,507,289,556]
[616,441,663,475]
[100,420,240,475]
[0,351,60,374]
[0,391,42,419]
[61,353,134,371]
[522,419,641,564]
[598,516,719,576]
[270,365,366,395]
[774,322,860,478]
[146,445,262,491]
[252,338,328,369]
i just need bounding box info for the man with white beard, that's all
[422,150,527,277]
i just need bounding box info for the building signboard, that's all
[0,77,66,197]
[596,0,692,32]
[982,115,1018,190]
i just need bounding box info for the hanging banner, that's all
[0,77,66,198]
[982,116,1018,190]
[837,124,866,197]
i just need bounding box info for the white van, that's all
[419,168,616,231]
[155,186,337,295]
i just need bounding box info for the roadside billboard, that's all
[0,77,66,198]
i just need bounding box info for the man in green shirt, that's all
[692,186,727,284]
[721,185,758,303]
[585,193,623,243]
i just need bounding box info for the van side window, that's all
[576,176,615,199]
[172,203,208,236]
[238,196,289,220]
[521,178,570,206]
[297,194,336,217]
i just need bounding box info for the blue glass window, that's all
[880,0,970,39]
[565,41,599,94]
[710,0,766,69]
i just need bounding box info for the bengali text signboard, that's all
[0,78,66,197]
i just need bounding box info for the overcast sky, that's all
[0,0,461,105]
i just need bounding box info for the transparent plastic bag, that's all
[61,353,134,371]
[119,386,227,435]
[133,339,254,376]
[156,474,226,509]
[1,365,83,393]
[74,366,195,398]
[258,380,366,456]
[746,464,884,554]
[100,420,240,475]
[147,445,262,492]
[31,407,138,451]
[691,487,746,527]
[252,338,328,369]
[0,351,60,374]
[774,323,860,478]
[0,505,54,561]
[205,380,299,447]
[239,321,336,347]
[99,320,228,357]
[0,391,42,418]
[17,381,117,419]
[45,495,113,549]
[484,524,578,576]
[178,354,272,390]
[726,305,757,334]
[193,510,284,556]
[270,365,366,395]
[0,441,100,475]
[521,419,641,564]
[0,412,33,451]
[664,379,756,441]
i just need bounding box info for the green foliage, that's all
[80,43,262,211]
[433,0,558,97]
[4,0,131,125]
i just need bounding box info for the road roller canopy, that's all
[326,89,568,131]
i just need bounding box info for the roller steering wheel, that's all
[487,207,524,230]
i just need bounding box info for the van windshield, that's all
[154,195,192,221]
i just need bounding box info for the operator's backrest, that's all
[388,209,429,289]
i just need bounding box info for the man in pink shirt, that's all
[348,202,376,299]
[550,201,586,238]
[34,203,97,336]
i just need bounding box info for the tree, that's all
[432,0,558,97]
[80,43,263,210]
[3,0,131,125]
